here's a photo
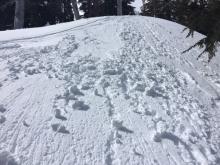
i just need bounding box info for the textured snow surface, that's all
[0,16,220,165]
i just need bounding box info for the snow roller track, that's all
[0,16,220,165]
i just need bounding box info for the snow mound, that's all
[0,16,220,165]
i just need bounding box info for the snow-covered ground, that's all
[0,16,220,165]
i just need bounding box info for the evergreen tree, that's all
[0,0,15,30]
[183,0,220,61]
[103,0,135,16]
[0,0,76,30]
[25,0,75,26]
[79,0,103,18]
[62,0,75,22]
[79,0,135,17]
[141,0,175,21]
[173,0,190,24]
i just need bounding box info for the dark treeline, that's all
[142,0,220,61]
[0,0,76,30]
[0,0,134,30]
[79,0,134,17]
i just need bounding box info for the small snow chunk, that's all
[17,87,24,91]
[147,86,168,99]
[70,86,84,96]
[153,132,180,145]
[134,83,146,92]
[67,94,77,101]
[153,133,162,143]
[145,109,156,116]
[80,83,92,90]
[87,65,96,70]
[63,90,77,103]
[0,105,6,113]
[23,120,30,127]
[100,79,110,88]
[133,148,143,157]
[215,80,220,85]
[81,85,90,90]
[26,68,39,75]
[55,109,67,121]
[94,89,103,97]
[9,66,20,73]
[112,120,133,133]
[51,124,70,134]
[48,74,53,79]
[0,115,6,124]
[103,69,122,75]
[72,101,89,111]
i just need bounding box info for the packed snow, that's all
[0,16,220,165]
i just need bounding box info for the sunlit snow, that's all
[0,16,220,165]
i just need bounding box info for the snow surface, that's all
[0,16,220,165]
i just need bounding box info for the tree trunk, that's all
[72,0,80,20]
[14,0,25,29]
[117,0,122,15]
[88,0,92,17]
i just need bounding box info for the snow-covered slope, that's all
[0,16,220,165]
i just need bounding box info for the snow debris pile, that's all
[0,16,220,165]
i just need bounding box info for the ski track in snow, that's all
[0,16,220,165]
